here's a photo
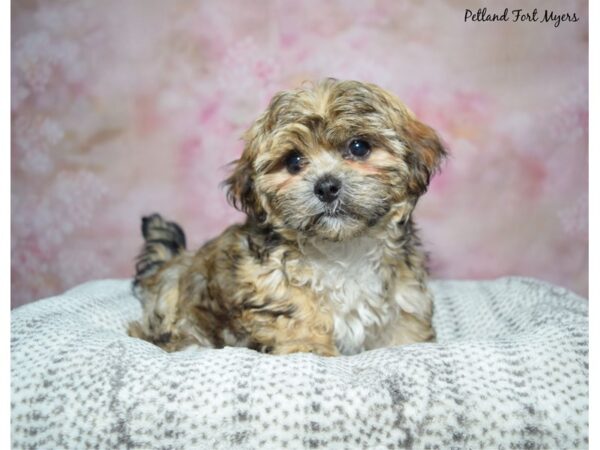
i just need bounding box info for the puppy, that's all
[128,78,446,356]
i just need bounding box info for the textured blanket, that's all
[11,277,588,449]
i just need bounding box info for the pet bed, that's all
[11,277,588,449]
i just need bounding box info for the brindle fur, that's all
[128,79,446,356]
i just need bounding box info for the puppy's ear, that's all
[223,120,267,222]
[401,116,447,196]
[368,83,447,197]
[224,157,256,215]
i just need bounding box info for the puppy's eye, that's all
[285,150,305,174]
[348,139,371,158]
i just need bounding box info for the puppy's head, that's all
[225,79,446,241]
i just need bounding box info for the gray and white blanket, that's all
[11,277,588,449]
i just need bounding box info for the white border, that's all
[2,1,593,447]
[589,0,597,446]
[2,1,11,447]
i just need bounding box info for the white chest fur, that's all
[298,236,397,355]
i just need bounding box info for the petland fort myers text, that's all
[464,8,579,27]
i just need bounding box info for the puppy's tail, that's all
[133,213,187,291]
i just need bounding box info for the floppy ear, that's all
[367,83,447,197]
[401,116,447,196]
[223,120,267,222]
[224,157,256,215]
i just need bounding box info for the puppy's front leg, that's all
[247,314,339,356]
[241,290,339,356]
[386,311,435,346]
[366,284,435,350]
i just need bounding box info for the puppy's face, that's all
[226,79,446,241]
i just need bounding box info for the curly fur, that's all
[128,79,446,356]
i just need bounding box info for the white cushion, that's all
[11,277,588,449]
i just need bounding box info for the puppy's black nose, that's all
[314,175,342,203]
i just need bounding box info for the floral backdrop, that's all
[11,0,588,308]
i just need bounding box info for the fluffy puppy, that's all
[128,78,446,356]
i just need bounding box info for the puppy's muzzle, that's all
[314,175,342,203]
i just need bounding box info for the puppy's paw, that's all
[271,341,339,357]
[127,320,146,339]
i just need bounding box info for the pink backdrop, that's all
[11,0,588,308]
